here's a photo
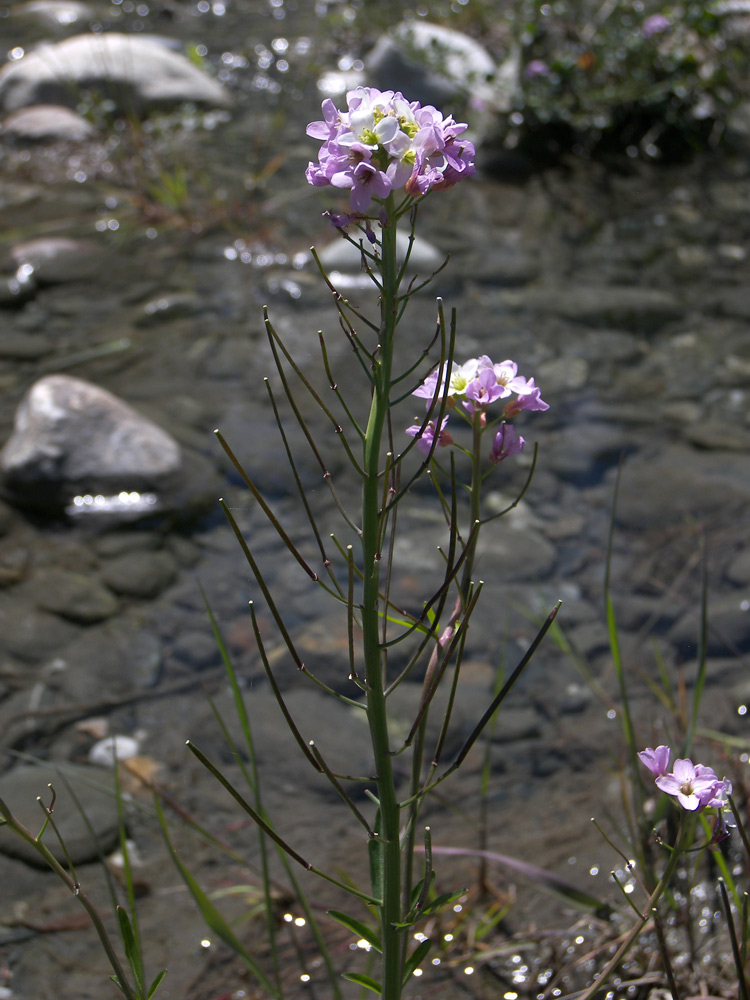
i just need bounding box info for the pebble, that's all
[29,566,120,624]
[100,550,177,599]
[88,735,141,766]
[0,763,120,866]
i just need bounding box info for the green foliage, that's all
[502,0,750,160]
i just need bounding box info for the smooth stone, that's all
[536,355,589,392]
[0,763,119,867]
[29,566,119,624]
[684,420,750,451]
[365,21,497,109]
[612,446,750,529]
[14,0,92,27]
[10,237,103,284]
[545,422,632,484]
[496,284,684,332]
[99,550,177,599]
[669,595,750,659]
[54,625,163,700]
[726,549,750,586]
[0,33,231,116]
[170,629,219,671]
[0,598,79,663]
[481,524,557,581]
[88,735,141,767]
[712,284,750,320]
[0,375,183,511]
[0,333,54,360]
[94,531,163,558]
[2,105,97,141]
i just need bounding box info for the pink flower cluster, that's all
[305,87,475,213]
[639,745,731,813]
[406,355,548,461]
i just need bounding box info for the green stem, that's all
[576,819,690,1000]
[0,798,137,1000]
[459,414,483,602]
[360,200,403,999]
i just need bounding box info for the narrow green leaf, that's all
[410,888,465,923]
[154,796,279,998]
[402,939,431,984]
[116,906,143,994]
[147,969,168,999]
[342,972,382,994]
[327,910,381,952]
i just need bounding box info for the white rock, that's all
[1,374,183,510]
[89,735,140,767]
[2,104,98,141]
[365,21,497,108]
[0,33,231,115]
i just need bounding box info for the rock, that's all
[0,33,231,116]
[669,595,750,660]
[0,763,119,867]
[29,567,120,624]
[482,524,557,581]
[170,629,219,671]
[0,598,80,662]
[496,284,684,333]
[2,105,97,141]
[11,237,103,284]
[726,548,750,586]
[88,735,141,766]
[365,21,497,109]
[0,375,183,512]
[100,550,177,599]
[0,333,54,360]
[14,0,92,29]
[613,446,750,529]
[54,624,163,701]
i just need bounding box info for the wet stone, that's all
[170,629,219,671]
[726,548,750,586]
[0,763,119,867]
[1,105,97,142]
[100,550,177,599]
[0,33,232,116]
[612,446,750,529]
[669,595,750,659]
[0,599,79,663]
[0,374,183,512]
[365,21,497,109]
[495,284,684,332]
[11,237,103,284]
[482,525,557,581]
[29,566,120,624]
[51,623,163,702]
[0,333,54,360]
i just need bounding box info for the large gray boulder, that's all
[365,21,498,109]
[0,374,183,512]
[0,32,231,116]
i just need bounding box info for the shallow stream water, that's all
[1,2,750,998]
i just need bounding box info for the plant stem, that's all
[360,202,403,999]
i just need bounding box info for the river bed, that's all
[0,2,749,999]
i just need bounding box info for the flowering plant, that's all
[639,744,732,813]
[305,86,475,211]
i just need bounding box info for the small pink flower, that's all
[406,415,453,456]
[638,745,671,777]
[655,758,723,812]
